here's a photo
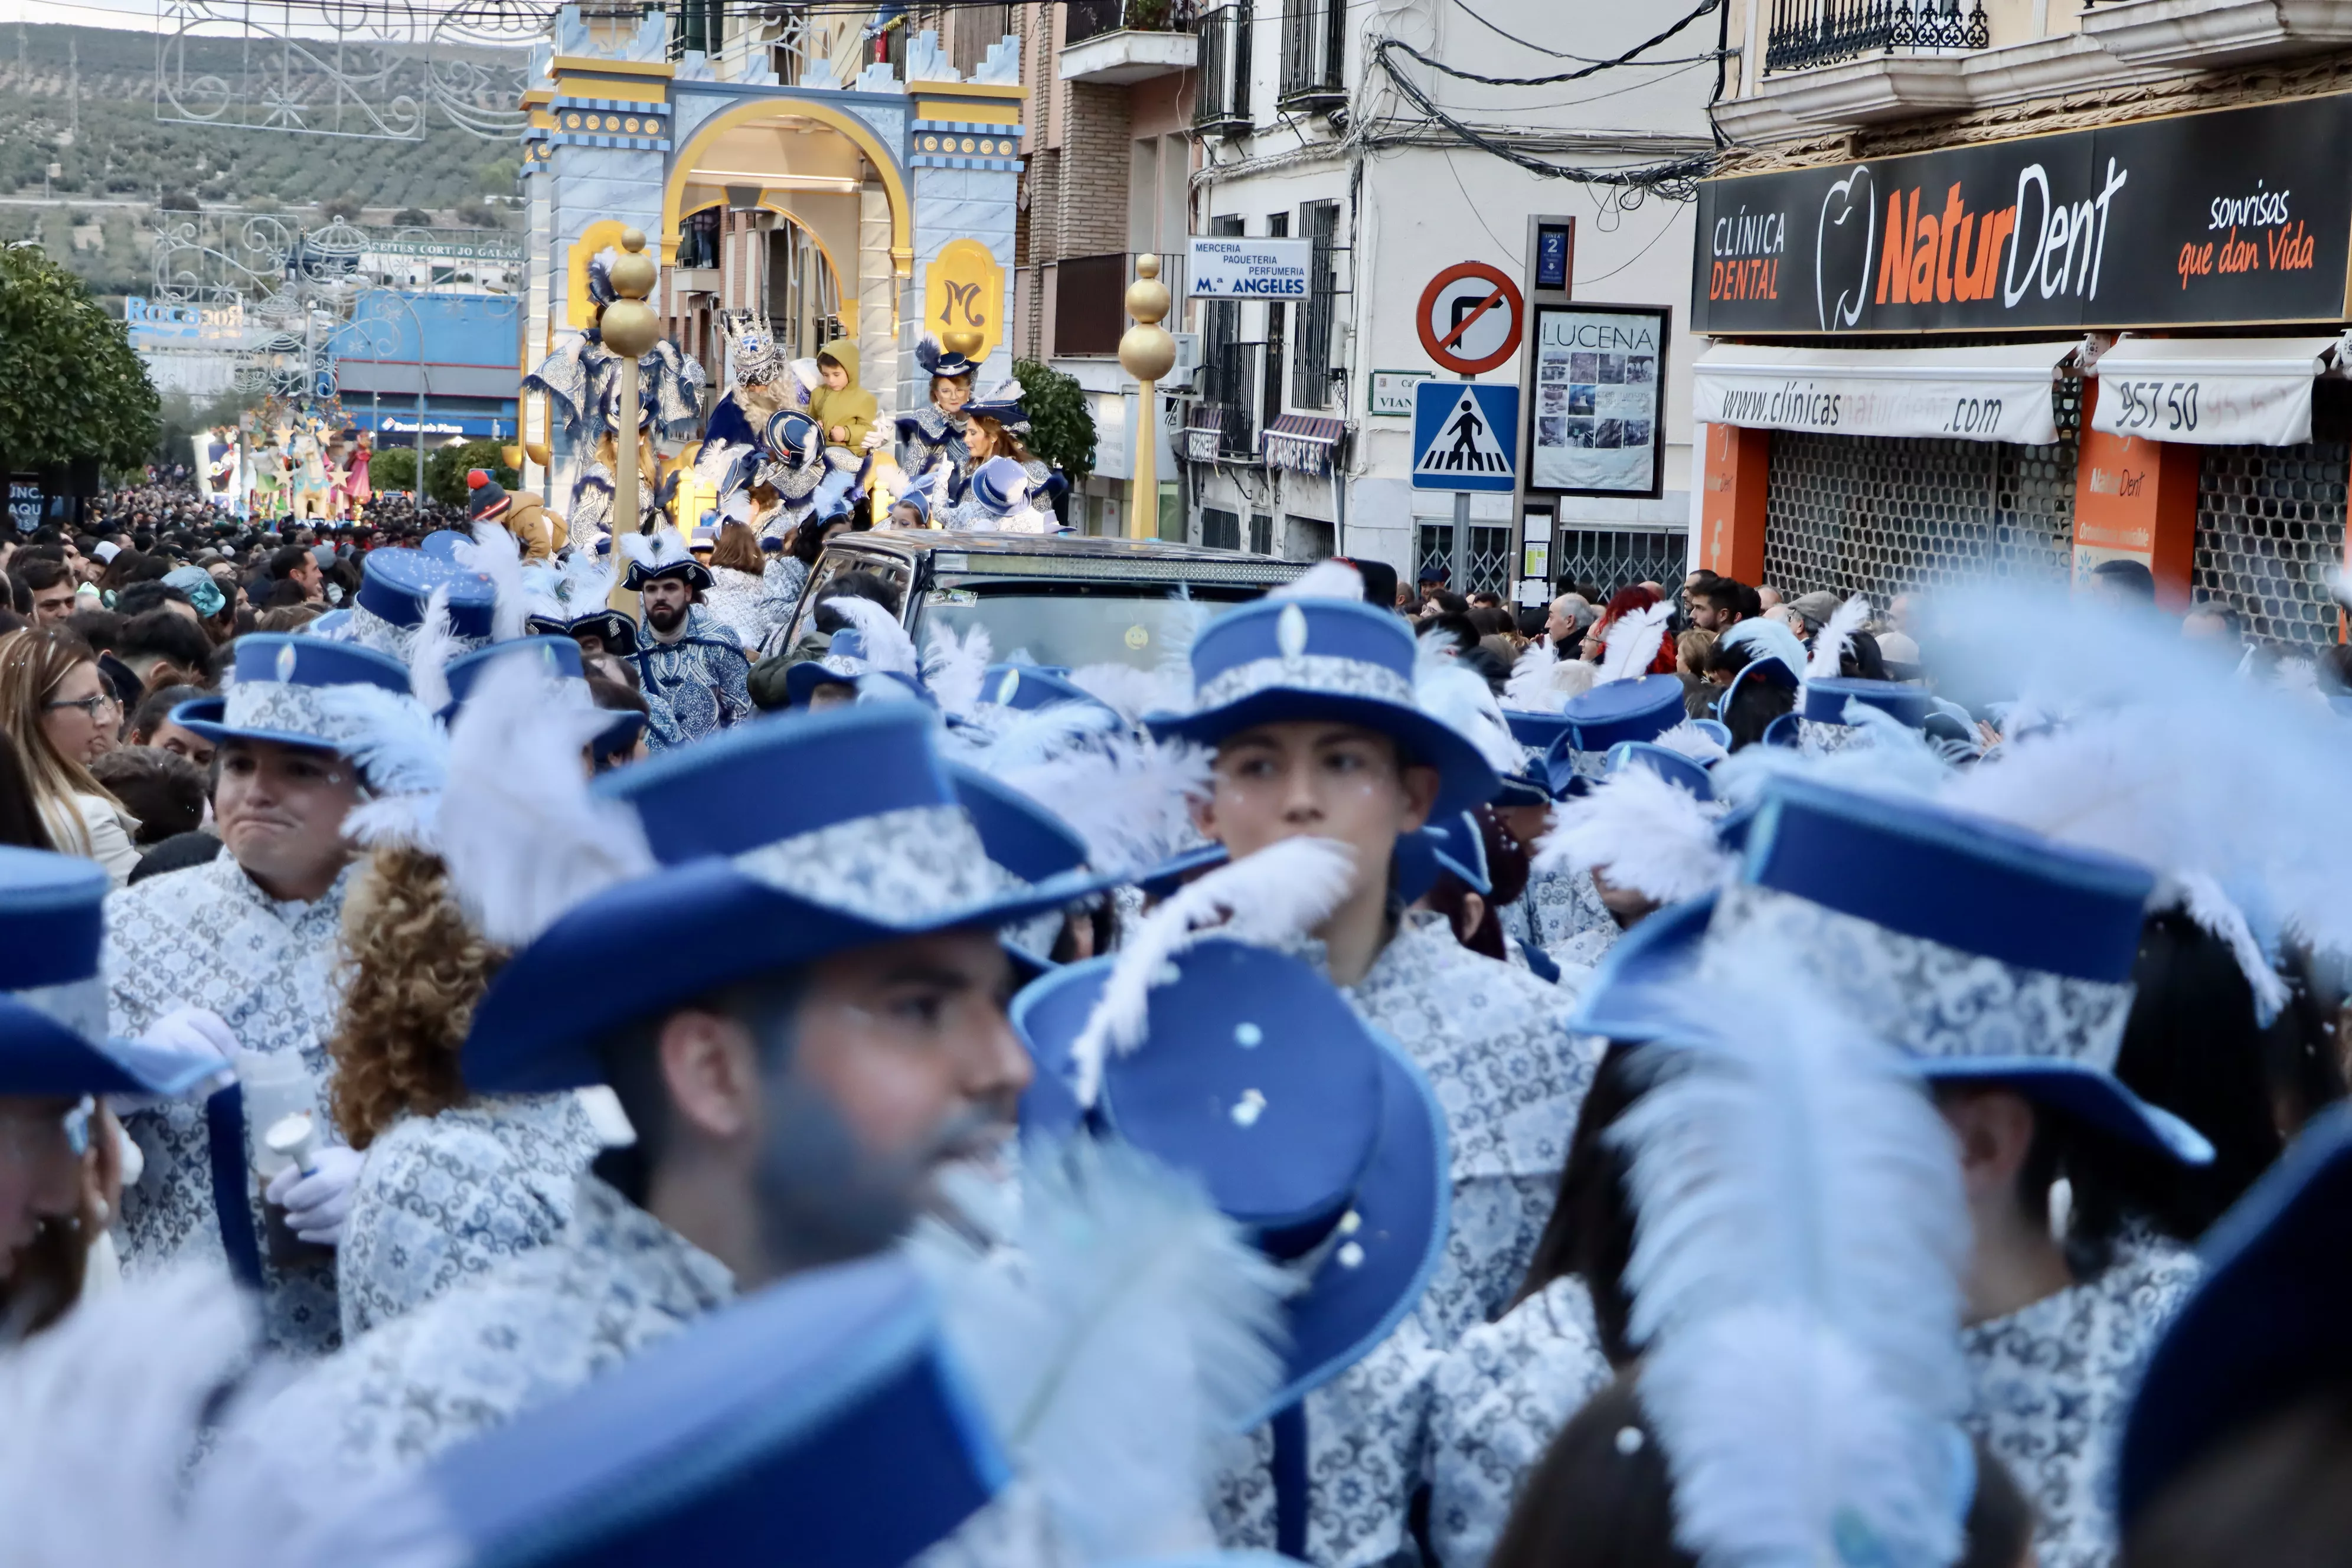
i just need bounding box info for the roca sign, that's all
[1692,92,2352,334]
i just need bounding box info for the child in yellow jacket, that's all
[808,337,877,451]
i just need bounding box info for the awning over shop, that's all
[1177,404,1224,463]
[1261,414,1345,475]
[2088,335,2346,447]
[1693,341,2077,445]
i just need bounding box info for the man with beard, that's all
[619,526,752,751]
[251,703,1108,1482]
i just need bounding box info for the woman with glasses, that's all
[0,630,138,887]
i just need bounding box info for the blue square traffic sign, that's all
[1411,381,1518,492]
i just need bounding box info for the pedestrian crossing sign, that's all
[1412,382,1520,492]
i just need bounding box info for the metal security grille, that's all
[2194,439,2348,651]
[1416,522,1514,596]
[1551,529,1689,594]
[1763,432,2076,604]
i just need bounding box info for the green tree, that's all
[423,437,515,507]
[322,194,365,222]
[370,445,418,494]
[1012,358,1096,484]
[0,244,160,473]
[391,207,434,228]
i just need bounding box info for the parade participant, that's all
[339,548,498,664]
[326,642,639,1341]
[947,456,1055,534]
[0,848,223,1340]
[896,334,982,493]
[466,470,553,563]
[1018,909,1450,1565]
[0,629,138,887]
[618,527,753,749]
[1576,775,2214,1568]
[107,636,426,1357]
[953,382,1066,512]
[806,337,877,452]
[258,700,1112,1478]
[521,553,636,660]
[700,520,777,652]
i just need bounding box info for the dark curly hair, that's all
[328,846,508,1150]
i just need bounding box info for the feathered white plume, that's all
[920,1136,1286,1563]
[1653,720,1728,767]
[1597,601,1674,686]
[2162,870,2293,1024]
[1066,661,1193,726]
[1923,580,2352,961]
[1615,939,1972,1568]
[1504,638,1563,713]
[406,584,460,716]
[457,520,528,643]
[826,594,920,680]
[1067,837,1355,1109]
[436,653,656,946]
[1804,593,1871,682]
[720,490,753,525]
[1535,765,1734,905]
[1711,701,1956,809]
[1413,628,1523,774]
[316,684,451,854]
[618,525,692,573]
[994,734,1213,880]
[942,701,1123,774]
[1268,558,1364,603]
[923,622,994,721]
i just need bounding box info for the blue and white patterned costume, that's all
[896,404,972,495]
[1961,1227,2201,1568]
[1498,865,1621,976]
[262,1174,734,1482]
[701,564,776,651]
[336,1093,605,1341]
[629,605,753,751]
[106,856,358,1358]
[1426,1276,1615,1567]
[1211,912,1602,1562]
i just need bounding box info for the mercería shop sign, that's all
[1693,93,2352,334]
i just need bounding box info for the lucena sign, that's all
[1693,93,2352,334]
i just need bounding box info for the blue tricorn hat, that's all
[463,704,1120,1093]
[445,636,645,762]
[349,547,499,655]
[0,848,223,1098]
[2118,1102,2352,1531]
[1146,598,1500,818]
[1501,707,1573,756]
[172,635,413,754]
[1419,811,1491,896]
[1015,938,1449,1423]
[1543,674,1685,799]
[396,1252,1005,1567]
[1796,675,1932,753]
[950,763,1097,972]
[1572,774,2211,1162]
[1134,841,1229,901]
[1492,764,1551,811]
[969,457,1030,515]
[914,334,981,382]
[1605,739,1714,802]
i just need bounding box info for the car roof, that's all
[845,528,1306,567]
[823,528,1312,586]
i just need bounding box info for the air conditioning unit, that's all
[1163,331,1202,391]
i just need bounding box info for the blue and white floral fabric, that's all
[106,855,358,1358]
[628,605,754,752]
[1961,1227,2202,1568]
[337,1093,605,1341]
[1499,865,1622,978]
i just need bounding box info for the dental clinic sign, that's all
[1692,93,2352,334]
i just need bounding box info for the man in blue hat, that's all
[1154,584,1599,1337]
[106,635,420,1358]
[257,704,1107,1482]
[619,526,753,751]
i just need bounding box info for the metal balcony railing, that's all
[1278,0,1345,107]
[1193,4,1252,134]
[1762,0,1988,74]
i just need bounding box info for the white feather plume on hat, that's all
[1413,626,1525,776]
[1596,600,1674,687]
[1534,763,1734,906]
[1616,938,1972,1568]
[1802,593,1871,684]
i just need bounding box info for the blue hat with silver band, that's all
[1543,675,1685,799]
[465,704,1122,1093]
[1146,598,1501,817]
[1015,937,1449,1426]
[1796,675,1932,753]
[171,635,413,754]
[1573,774,2211,1162]
[391,1251,1006,1567]
[348,548,499,659]
[445,636,645,763]
[0,848,222,1098]
[1605,739,1715,802]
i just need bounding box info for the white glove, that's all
[112,1006,240,1110]
[265,1145,366,1246]
[860,424,891,453]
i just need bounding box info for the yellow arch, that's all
[567,217,638,329]
[662,96,913,278]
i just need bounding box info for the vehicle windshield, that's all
[919,579,1266,670]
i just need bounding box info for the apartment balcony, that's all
[1193,4,1253,135]
[1277,0,1346,112]
[1060,0,1201,83]
[1763,0,1988,75]
[2082,0,2352,68]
